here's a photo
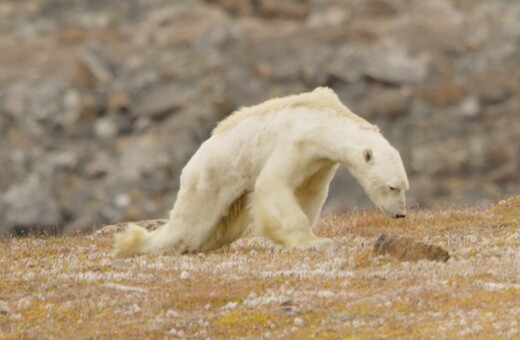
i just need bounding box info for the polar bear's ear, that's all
[363,149,374,164]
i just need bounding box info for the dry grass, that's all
[1,196,519,339]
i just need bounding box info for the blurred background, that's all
[0,0,518,236]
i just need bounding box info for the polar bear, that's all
[113,87,409,256]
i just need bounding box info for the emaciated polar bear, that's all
[114,87,409,256]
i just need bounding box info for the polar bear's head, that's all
[350,145,409,218]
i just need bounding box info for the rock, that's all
[73,47,115,88]
[203,0,255,16]
[2,89,26,117]
[364,45,429,84]
[0,300,9,314]
[134,82,189,120]
[161,104,220,163]
[458,96,480,118]
[306,7,350,28]
[107,90,132,113]
[326,47,367,83]
[358,88,410,120]
[481,95,520,127]
[419,83,465,107]
[63,217,97,235]
[469,70,514,104]
[449,0,481,11]
[259,0,310,19]
[84,151,114,179]
[94,117,119,139]
[361,0,399,17]
[2,174,63,233]
[116,131,179,182]
[147,3,231,49]
[60,90,100,136]
[59,25,88,44]
[394,15,466,55]
[491,167,520,186]
[486,145,512,168]
[374,234,450,262]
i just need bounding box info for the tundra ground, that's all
[1,196,519,339]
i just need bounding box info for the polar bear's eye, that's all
[389,186,398,191]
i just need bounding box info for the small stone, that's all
[487,145,511,167]
[107,90,132,113]
[0,300,10,314]
[469,71,513,104]
[3,175,63,229]
[279,300,298,315]
[63,217,96,235]
[359,89,409,120]
[94,117,119,139]
[419,84,465,107]
[458,97,480,118]
[491,167,520,185]
[114,194,131,209]
[259,0,310,19]
[251,62,272,78]
[205,0,255,16]
[134,82,186,120]
[306,7,350,28]
[59,25,88,44]
[222,301,238,310]
[362,0,398,17]
[169,328,185,337]
[81,48,115,83]
[364,46,429,84]
[374,234,450,262]
[166,309,179,318]
[180,271,190,280]
[111,260,133,270]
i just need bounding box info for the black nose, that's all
[395,214,406,219]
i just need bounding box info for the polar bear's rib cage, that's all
[212,87,379,135]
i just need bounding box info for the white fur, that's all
[113,87,409,256]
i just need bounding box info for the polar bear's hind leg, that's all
[199,192,251,251]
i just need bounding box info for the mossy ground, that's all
[1,196,519,339]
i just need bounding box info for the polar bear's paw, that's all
[112,223,150,257]
[292,236,333,250]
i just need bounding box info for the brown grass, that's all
[1,196,519,339]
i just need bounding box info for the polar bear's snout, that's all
[381,206,406,219]
[375,191,408,219]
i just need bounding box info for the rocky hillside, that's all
[1,0,519,235]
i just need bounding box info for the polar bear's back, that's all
[213,87,378,135]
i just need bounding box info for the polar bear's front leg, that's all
[252,153,332,249]
[295,161,338,227]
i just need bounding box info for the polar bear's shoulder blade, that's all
[212,87,378,135]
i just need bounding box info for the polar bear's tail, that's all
[113,223,151,257]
